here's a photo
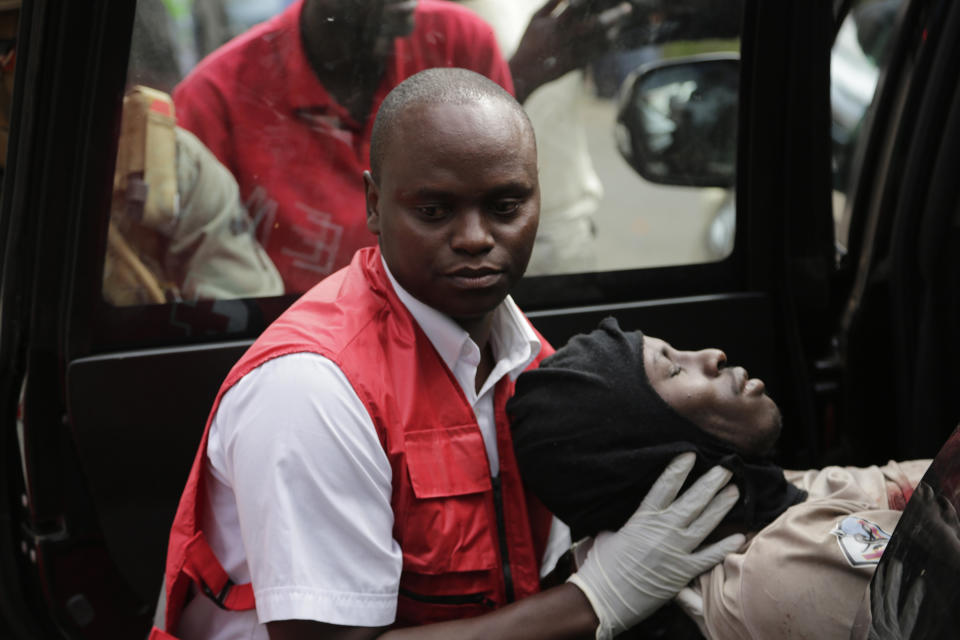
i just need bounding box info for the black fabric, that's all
[507,317,805,541]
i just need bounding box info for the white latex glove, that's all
[567,452,746,640]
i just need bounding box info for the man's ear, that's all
[363,171,381,235]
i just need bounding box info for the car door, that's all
[830,0,960,468]
[831,0,960,632]
[0,0,836,637]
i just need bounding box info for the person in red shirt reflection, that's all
[172,0,514,293]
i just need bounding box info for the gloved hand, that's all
[567,452,745,640]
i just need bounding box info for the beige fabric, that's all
[116,86,179,234]
[104,125,283,304]
[104,221,168,305]
[681,460,930,640]
[168,127,283,300]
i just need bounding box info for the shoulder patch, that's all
[830,516,893,567]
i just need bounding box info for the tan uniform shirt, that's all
[104,127,283,305]
[170,127,283,300]
[679,460,931,640]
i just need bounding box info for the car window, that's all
[830,0,903,250]
[99,0,742,333]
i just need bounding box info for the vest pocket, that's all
[396,587,497,626]
[404,426,492,497]
[399,426,497,574]
[399,587,494,606]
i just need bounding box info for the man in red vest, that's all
[153,67,744,640]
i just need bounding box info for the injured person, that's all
[507,317,930,640]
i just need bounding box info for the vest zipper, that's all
[491,474,515,603]
[399,587,495,607]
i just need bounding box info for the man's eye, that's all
[416,205,448,219]
[670,365,683,378]
[490,200,521,216]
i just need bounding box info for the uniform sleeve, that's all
[210,353,402,626]
[169,127,283,300]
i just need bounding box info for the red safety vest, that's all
[150,247,554,639]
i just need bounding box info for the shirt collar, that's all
[381,256,541,380]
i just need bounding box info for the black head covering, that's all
[508,317,805,541]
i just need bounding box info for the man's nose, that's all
[450,209,494,254]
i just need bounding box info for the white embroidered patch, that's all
[830,516,893,567]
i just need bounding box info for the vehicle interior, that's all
[0,0,958,637]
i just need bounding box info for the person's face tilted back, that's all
[507,318,806,538]
[642,335,782,457]
[365,96,540,325]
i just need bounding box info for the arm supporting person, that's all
[268,585,598,640]
[268,453,743,640]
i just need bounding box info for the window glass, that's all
[830,0,903,250]
[103,0,741,309]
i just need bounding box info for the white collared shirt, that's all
[178,261,570,639]
[382,258,540,475]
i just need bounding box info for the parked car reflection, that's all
[614,0,903,259]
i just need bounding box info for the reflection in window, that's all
[830,0,903,250]
[464,1,741,272]
[103,85,283,305]
[106,0,743,308]
[105,0,285,306]
[618,59,738,186]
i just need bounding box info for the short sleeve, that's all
[208,352,403,626]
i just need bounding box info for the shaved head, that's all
[369,67,533,183]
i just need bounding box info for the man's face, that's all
[643,335,782,456]
[364,99,539,327]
